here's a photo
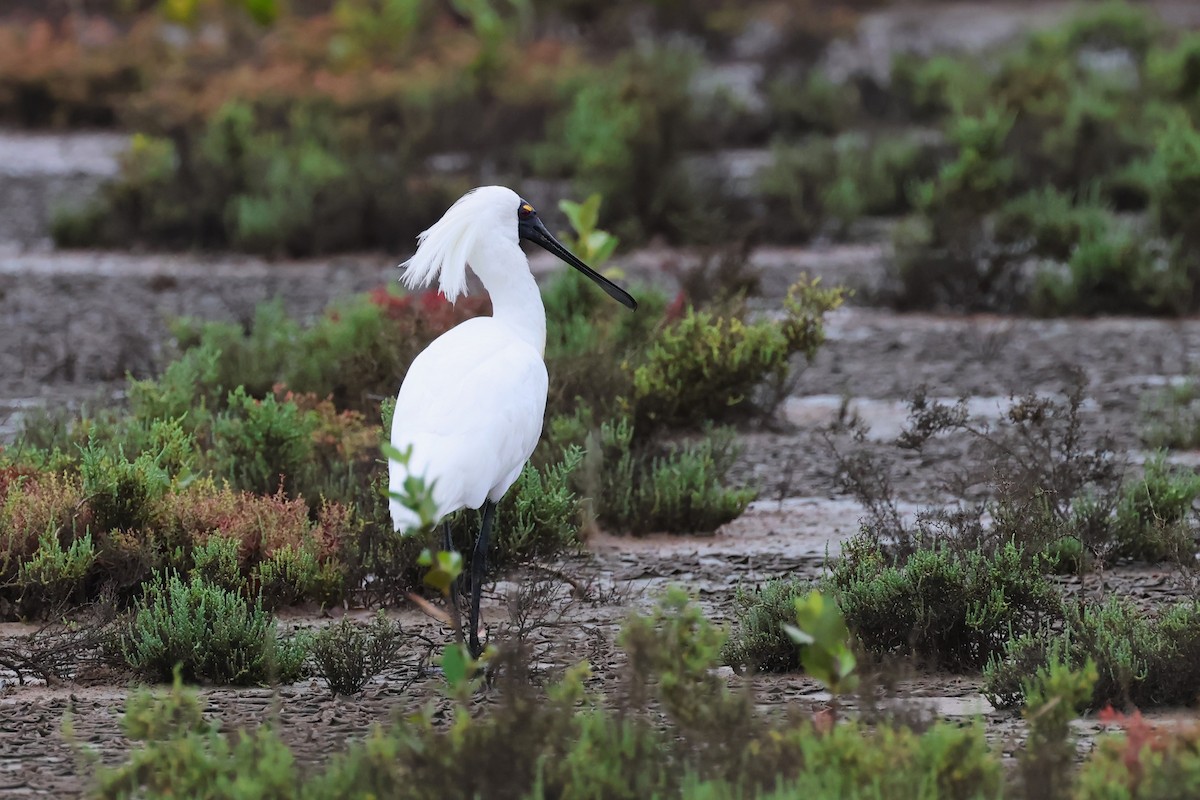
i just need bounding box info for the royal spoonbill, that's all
[388,185,636,655]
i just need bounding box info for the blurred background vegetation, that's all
[8,0,1200,318]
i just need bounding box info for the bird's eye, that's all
[518,202,535,220]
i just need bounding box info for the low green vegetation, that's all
[1142,378,1200,449]
[985,597,1200,711]
[1,203,840,631]
[889,2,1200,315]
[90,589,1006,800]
[24,0,1200,318]
[721,578,808,673]
[755,384,1200,690]
[82,584,1200,798]
[309,612,405,697]
[117,571,309,685]
[830,538,1062,670]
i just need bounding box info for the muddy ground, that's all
[3,233,1200,795]
[6,1,1200,790]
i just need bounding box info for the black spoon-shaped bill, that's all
[518,215,637,310]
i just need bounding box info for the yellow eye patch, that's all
[521,203,534,213]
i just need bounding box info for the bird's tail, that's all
[387,445,437,533]
[388,496,424,534]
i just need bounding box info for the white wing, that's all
[388,318,548,531]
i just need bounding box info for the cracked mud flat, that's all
[5,258,1200,796]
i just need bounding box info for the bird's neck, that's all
[474,241,547,354]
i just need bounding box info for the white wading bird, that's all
[388,186,636,655]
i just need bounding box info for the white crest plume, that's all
[399,188,489,303]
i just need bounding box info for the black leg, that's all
[469,500,496,656]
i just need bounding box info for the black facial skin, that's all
[516,199,637,310]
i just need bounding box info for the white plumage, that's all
[385,185,635,654]
[388,317,548,531]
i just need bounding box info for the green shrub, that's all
[0,472,85,598]
[486,445,584,569]
[985,597,1200,709]
[1149,113,1200,286]
[721,578,808,673]
[79,439,172,533]
[93,585,1004,800]
[1148,31,1200,100]
[310,612,405,697]
[542,269,666,421]
[1056,0,1160,58]
[93,676,301,799]
[894,107,1018,311]
[189,535,244,594]
[58,100,464,256]
[16,531,96,619]
[159,478,338,569]
[119,572,308,685]
[993,187,1108,262]
[531,46,698,243]
[766,69,860,136]
[211,387,316,497]
[618,587,750,750]
[167,301,299,402]
[630,278,843,430]
[1142,379,1200,449]
[1110,453,1200,562]
[886,1,1191,316]
[254,541,343,610]
[859,385,1187,572]
[757,131,936,239]
[1018,656,1097,800]
[758,138,839,242]
[829,537,1062,670]
[165,292,486,419]
[590,418,755,535]
[891,53,987,120]
[846,133,940,217]
[682,721,1000,799]
[1031,224,1183,316]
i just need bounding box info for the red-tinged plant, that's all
[1096,705,1168,781]
[0,464,39,503]
[274,387,377,463]
[664,290,688,323]
[368,287,490,333]
[0,472,87,571]
[1076,707,1200,799]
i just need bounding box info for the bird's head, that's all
[400,186,636,310]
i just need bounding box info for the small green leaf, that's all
[380,442,411,464]
[558,199,583,231]
[789,590,858,695]
[577,193,601,234]
[421,549,463,595]
[441,643,469,687]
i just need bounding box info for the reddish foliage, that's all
[163,479,358,567]
[273,385,377,466]
[1097,705,1169,782]
[369,286,490,332]
[164,481,308,562]
[0,464,39,502]
[313,501,358,562]
[0,471,86,573]
[664,290,688,323]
